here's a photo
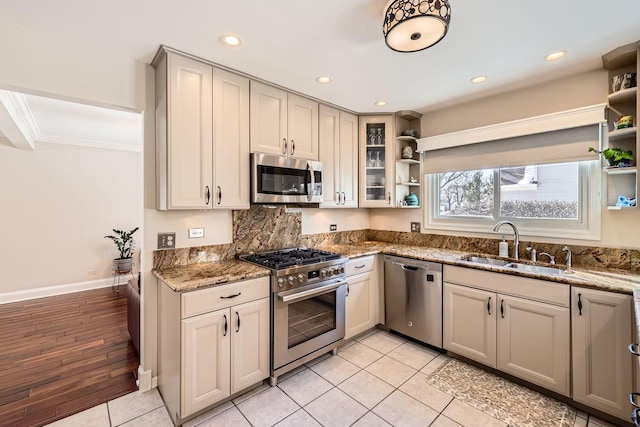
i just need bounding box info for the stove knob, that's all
[320,269,327,278]
[327,268,335,276]
[337,266,344,274]
[288,275,296,285]
[277,277,285,288]
[297,274,305,283]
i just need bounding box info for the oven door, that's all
[251,153,323,204]
[273,279,346,370]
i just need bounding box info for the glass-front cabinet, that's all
[359,115,394,207]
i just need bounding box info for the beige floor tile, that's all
[359,331,405,354]
[107,389,165,426]
[45,403,109,427]
[442,399,507,427]
[182,401,234,427]
[574,415,588,427]
[365,355,417,388]
[232,383,270,405]
[576,410,589,420]
[387,342,439,370]
[274,409,321,426]
[587,416,620,427]
[278,368,333,406]
[304,388,367,427]
[118,407,174,427]
[399,372,453,412]
[338,342,384,368]
[236,386,299,427]
[197,407,251,427]
[338,370,395,409]
[308,355,360,385]
[351,411,392,426]
[430,414,463,427]
[278,365,309,382]
[420,354,450,376]
[373,390,439,426]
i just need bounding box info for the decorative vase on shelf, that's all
[402,146,413,159]
[405,192,418,206]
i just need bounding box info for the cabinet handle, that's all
[217,186,222,205]
[205,186,211,205]
[629,343,640,356]
[487,297,492,315]
[355,265,366,269]
[283,138,287,155]
[632,408,640,427]
[220,292,242,299]
[577,293,582,315]
[500,299,504,318]
[291,139,295,155]
[342,192,346,205]
[223,314,228,337]
[387,192,391,205]
[346,283,350,296]
[236,311,241,333]
[630,393,640,408]
[336,192,340,205]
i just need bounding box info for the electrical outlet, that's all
[188,228,204,238]
[158,232,176,249]
[330,224,337,231]
[411,222,421,233]
[86,269,96,276]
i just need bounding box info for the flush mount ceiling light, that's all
[545,50,567,61]
[375,101,388,107]
[383,0,451,52]
[316,76,332,84]
[219,34,243,47]
[470,75,487,84]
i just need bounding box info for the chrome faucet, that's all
[493,221,520,260]
[562,246,573,273]
[538,252,556,264]
[526,247,537,261]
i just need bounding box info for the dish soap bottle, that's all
[499,236,509,258]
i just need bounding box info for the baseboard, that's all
[0,278,116,304]
[137,365,156,392]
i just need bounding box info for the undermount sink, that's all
[504,262,565,276]
[460,255,511,267]
[460,255,565,276]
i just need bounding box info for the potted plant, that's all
[104,227,139,273]
[588,147,634,167]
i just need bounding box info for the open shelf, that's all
[397,158,420,164]
[608,87,637,104]
[603,166,637,175]
[396,135,417,142]
[608,127,637,141]
[396,182,420,186]
[607,205,637,210]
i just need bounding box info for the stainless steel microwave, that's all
[251,153,323,204]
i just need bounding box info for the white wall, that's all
[0,140,142,293]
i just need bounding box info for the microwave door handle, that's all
[278,280,346,304]
[307,162,315,202]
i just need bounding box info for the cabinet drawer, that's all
[346,256,375,276]
[182,277,270,319]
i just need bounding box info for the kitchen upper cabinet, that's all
[154,51,213,210]
[213,68,250,209]
[250,81,318,160]
[572,287,633,420]
[345,256,379,339]
[443,266,571,396]
[359,115,395,207]
[319,105,358,208]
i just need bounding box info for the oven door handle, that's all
[278,280,347,304]
[306,161,315,202]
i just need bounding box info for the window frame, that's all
[424,160,601,241]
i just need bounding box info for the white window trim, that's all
[424,161,601,241]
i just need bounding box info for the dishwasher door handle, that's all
[391,261,420,271]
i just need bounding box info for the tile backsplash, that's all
[153,206,639,271]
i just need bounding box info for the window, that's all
[427,160,601,240]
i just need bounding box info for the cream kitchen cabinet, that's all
[359,115,395,207]
[158,276,270,425]
[250,81,319,160]
[319,105,358,208]
[443,266,571,396]
[153,48,250,210]
[572,287,633,420]
[345,256,380,339]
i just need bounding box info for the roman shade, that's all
[418,104,606,174]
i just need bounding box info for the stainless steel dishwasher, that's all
[384,255,443,348]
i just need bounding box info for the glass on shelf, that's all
[367,151,374,167]
[375,151,381,167]
[368,127,376,145]
[376,128,383,145]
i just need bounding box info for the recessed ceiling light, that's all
[375,101,387,107]
[470,75,487,84]
[220,34,243,47]
[316,76,332,84]
[544,50,567,61]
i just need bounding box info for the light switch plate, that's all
[330,224,337,231]
[158,232,176,249]
[189,228,204,238]
[411,222,421,233]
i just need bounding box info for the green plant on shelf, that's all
[588,147,634,167]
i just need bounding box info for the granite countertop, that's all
[153,241,640,295]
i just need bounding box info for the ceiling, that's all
[0,0,639,132]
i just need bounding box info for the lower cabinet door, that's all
[572,287,633,419]
[181,308,231,417]
[345,272,376,339]
[443,283,496,367]
[231,298,270,393]
[497,294,570,396]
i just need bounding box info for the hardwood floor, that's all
[0,287,139,427]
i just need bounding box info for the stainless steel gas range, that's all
[240,248,347,386]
